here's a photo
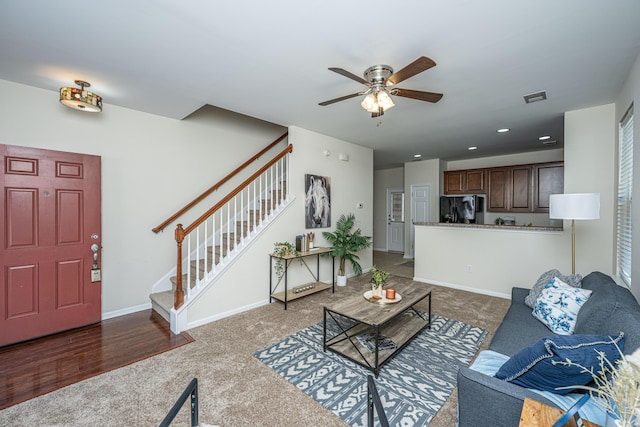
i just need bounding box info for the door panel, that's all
[6,188,39,248]
[387,189,404,253]
[1,144,101,346]
[6,264,38,318]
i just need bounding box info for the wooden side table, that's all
[519,397,601,427]
[269,247,334,309]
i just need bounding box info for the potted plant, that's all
[272,241,299,279]
[322,213,372,286]
[369,265,389,298]
[555,346,640,427]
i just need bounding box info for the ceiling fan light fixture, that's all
[376,90,395,110]
[361,93,378,112]
[60,80,102,112]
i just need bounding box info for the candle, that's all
[385,288,396,300]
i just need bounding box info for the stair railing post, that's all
[175,224,185,309]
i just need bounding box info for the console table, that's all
[269,247,334,309]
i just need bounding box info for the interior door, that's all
[410,185,431,258]
[387,188,404,253]
[0,144,101,346]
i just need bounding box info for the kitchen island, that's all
[414,222,562,232]
[412,222,567,298]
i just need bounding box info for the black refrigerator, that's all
[440,195,485,224]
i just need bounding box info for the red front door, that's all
[0,144,101,346]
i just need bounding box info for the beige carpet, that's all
[0,270,509,426]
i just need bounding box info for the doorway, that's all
[410,184,431,258]
[0,144,102,346]
[386,187,404,253]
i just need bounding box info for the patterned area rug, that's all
[254,313,487,427]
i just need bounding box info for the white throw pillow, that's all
[532,277,592,335]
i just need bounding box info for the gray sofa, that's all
[456,271,640,427]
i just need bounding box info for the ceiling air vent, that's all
[524,91,547,104]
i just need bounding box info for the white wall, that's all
[616,52,640,301]
[373,167,404,251]
[187,126,373,325]
[415,225,566,297]
[413,104,618,297]
[0,79,287,316]
[564,104,616,275]
[446,148,564,170]
[404,159,441,257]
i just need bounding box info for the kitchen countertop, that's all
[414,222,563,232]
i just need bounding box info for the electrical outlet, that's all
[466,264,473,273]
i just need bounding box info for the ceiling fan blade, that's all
[328,67,369,85]
[394,88,443,103]
[318,92,362,106]
[387,56,436,86]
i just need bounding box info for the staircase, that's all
[150,137,292,333]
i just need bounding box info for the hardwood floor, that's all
[0,309,193,410]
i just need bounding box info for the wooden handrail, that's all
[183,144,293,236]
[152,131,288,233]
[173,143,292,309]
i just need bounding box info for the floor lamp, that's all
[549,193,600,274]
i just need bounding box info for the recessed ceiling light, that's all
[413,154,422,158]
[497,128,510,133]
[539,135,551,140]
[468,146,478,150]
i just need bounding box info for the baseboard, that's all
[102,302,152,320]
[413,276,511,300]
[186,299,270,330]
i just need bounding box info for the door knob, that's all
[91,244,100,269]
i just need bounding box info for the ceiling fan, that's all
[318,56,443,118]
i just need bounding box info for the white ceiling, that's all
[2,1,640,169]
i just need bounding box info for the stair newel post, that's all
[175,224,185,309]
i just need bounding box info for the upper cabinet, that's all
[486,167,509,210]
[509,165,533,212]
[533,162,564,212]
[445,161,564,212]
[443,169,486,194]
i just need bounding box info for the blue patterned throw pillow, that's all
[532,277,592,335]
[494,333,625,394]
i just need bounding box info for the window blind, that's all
[617,104,634,286]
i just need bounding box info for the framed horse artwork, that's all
[305,174,331,228]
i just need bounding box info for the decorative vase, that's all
[372,284,383,298]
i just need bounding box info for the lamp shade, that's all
[549,193,600,220]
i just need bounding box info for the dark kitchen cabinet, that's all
[443,169,486,194]
[487,167,510,211]
[444,170,465,194]
[534,162,564,212]
[486,162,563,212]
[446,161,563,212]
[509,165,533,212]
